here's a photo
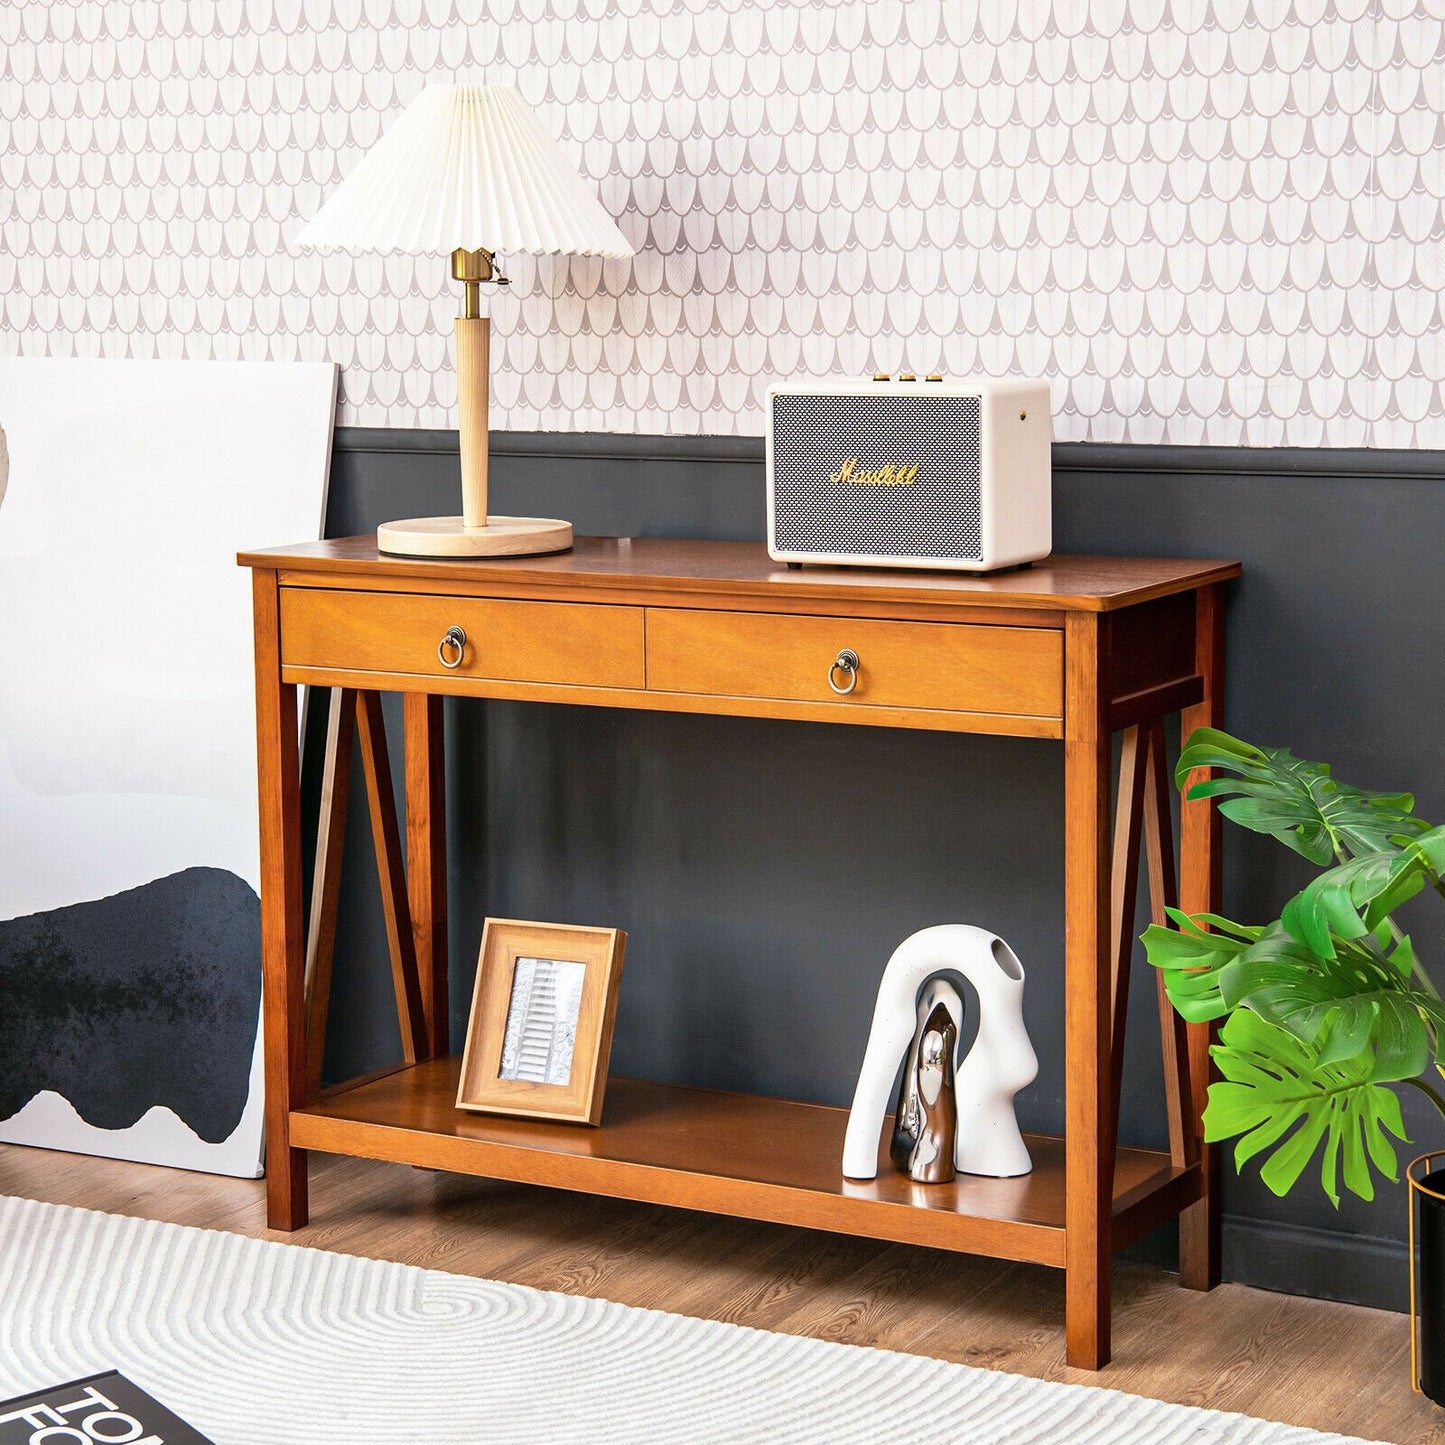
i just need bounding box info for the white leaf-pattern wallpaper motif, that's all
[1,0,1442,445]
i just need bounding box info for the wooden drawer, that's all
[646,609,1062,718]
[280,588,645,689]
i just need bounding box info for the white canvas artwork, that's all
[0,357,336,1177]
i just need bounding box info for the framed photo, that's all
[456,918,627,1126]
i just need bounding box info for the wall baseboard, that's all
[1129,1215,1407,1313]
[1222,1216,1407,1313]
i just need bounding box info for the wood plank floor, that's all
[0,1142,1436,1443]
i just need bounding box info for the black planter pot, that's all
[1410,1154,1445,1404]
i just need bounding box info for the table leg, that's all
[305,688,356,1096]
[404,693,449,1058]
[355,692,427,1062]
[253,569,308,1230]
[1178,583,1226,1291]
[1064,614,1113,1369]
[1142,720,1196,1171]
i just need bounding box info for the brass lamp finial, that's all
[451,247,500,320]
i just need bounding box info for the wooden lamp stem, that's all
[373,245,572,558]
[454,315,490,529]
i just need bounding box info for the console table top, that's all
[241,536,1240,614]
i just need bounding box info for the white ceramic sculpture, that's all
[842,924,1039,1180]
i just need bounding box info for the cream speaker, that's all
[766,377,1052,572]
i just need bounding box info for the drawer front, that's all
[647,609,1062,718]
[281,588,646,689]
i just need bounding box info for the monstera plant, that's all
[1143,727,1445,1206]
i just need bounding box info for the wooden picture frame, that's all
[456,918,626,1125]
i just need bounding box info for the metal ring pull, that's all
[437,625,467,669]
[828,648,860,695]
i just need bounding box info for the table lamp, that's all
[297,84,634,557]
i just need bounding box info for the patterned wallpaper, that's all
[1,0,1442,446]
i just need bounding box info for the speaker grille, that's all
[771,393,983,559]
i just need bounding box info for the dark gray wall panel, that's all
[309,429,1445,1311]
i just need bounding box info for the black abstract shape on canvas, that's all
[0,867,261,1142]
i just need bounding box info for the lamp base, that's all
[376,515,574,559]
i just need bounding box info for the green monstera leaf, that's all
[1282,824,1445,960]
[1148,913,1441,1076]
[1176,727,1429,866]
[1205,1011,1410,1206]
[1142,908,1262,1023]
[1217,928,1441,1076]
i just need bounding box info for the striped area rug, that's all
[0,1196,1382,1445]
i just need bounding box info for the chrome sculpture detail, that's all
[889,976,962,1184]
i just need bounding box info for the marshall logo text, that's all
[827,458,919,486]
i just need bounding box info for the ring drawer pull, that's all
[828,649,860,695]
[437,625,467,669]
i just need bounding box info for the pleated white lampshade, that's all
[296,84,634,258]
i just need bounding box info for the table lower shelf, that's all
[290,1057,1202,1269]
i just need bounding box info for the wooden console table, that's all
[241,536,1239,1369]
